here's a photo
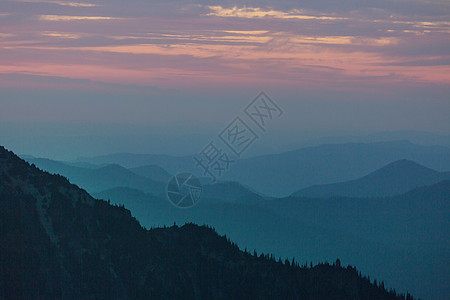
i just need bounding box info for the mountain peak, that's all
[360,159,439,181]
[294,159,448,198]
[376,158,434,172]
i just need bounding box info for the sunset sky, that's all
[1,0,449,158]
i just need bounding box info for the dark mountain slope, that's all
[0,146,409,299]
[94,184,443,300]
[293,159,450,198]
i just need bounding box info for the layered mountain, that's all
[201,181,267,203]
[75,141,450,196]
[76,152,192,171]
[0,146,408,299]
[129,164,172,182]
[268,181,450,251]
[293,159,450,198]
[25,157,263,203]
[263,181,450,299]
[24,157,166,196]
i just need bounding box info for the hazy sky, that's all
[0,0,449,158]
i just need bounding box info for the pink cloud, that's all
[0,1,448,91]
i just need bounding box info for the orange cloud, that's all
[38,15,119,21]
[207,6,347,21]
[41,32,82,39]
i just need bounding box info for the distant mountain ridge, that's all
[293,159,450,198]
[0,146,409,299]
[129,164,172,182]
[76,152,193,170]
[24,157,166,196]
[202,181,267,203]
[25,157,265,203]
[74,141,450,196]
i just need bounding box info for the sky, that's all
[0,0,449,159]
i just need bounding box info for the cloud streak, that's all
[17,0,98,7]
[38,15,119,21]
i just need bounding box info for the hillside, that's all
[0,146,409,299]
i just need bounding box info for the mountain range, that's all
[18,142,450,299]
[90,159,449,299]
[26,144,450,202]
[0,146,411,299]
[74,141,450,196]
